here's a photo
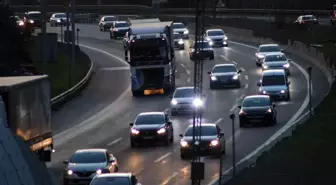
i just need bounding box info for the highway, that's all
[47,23,330,185]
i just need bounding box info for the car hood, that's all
[174,28,187,32]
[208,35,226,40]
[260,85,288,92]
[264,61,288,67]
[67,163,107,171]
[173,97,194,103]
[115,27,129,30]
[258,51,282,56]
[182,136,218,142]
[213,72,237,77]
[242,106,270,113]
[133,124,165,130]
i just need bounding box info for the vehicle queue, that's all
[58,16,293,185]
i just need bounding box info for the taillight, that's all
[301,21,305,24]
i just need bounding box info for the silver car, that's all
[257,69,291,101]
[262,53,291,75]
[49,13,67,27]
[170,87,205,116]
[255,44,284,66]
[90,173,142,185]
[205,29,228,47]
[99,16,117,31]
[172,22,189,38]
[63,149,119,185]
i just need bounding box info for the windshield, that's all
[28,13,41,19]
[173,23,186,29]
[130,39,167,60]
[115,22,130,27]
[91,177,130,185]
[135,114,165,125]
[105,16,117,21]
[174,89,194,98]
[213,66,236,73]
[259,46,280,52]
[265,55,287,62]
[194,42,210,49]
[55,14,66,18]
[69,152,106,163]
[262,76,286,86]
[243,97,270,107]
[185,126,217,136]
[174,34,182,39]
[208,30,224,36]
[302,16,316,20]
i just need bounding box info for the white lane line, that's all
[232,61,238,65]
[238,94,245,100]
[164,108,169,113]
[107,138,122,146]
[180,63,186,68]
[134,168,144,175]
[187,77,191,82]
[160,172,179,185]
[100,67,130,71]
[154,152,172,163]
[241,67,245,72]
[245,75,248,80]
[220,55,229,61]
[186,70,191,75]
[229,104,237,112]
[226,130,241,143]
[245,84,249,89]
[214,118,223,125]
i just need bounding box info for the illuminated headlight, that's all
[29,20,34,24]
[211,76,217,81]
[210,140,219,146]
[131,128,140,135]
[283,63,290,68]
[157,128,166,134]
[280,90,286,93]
[178,39,184,44]
[57,19,61,22]
[262,90,267,94]
[180,140,189,147]
[67,170,73,175]
[232,75,238,80]
[171,99,178,105]
[206,37,211,41]
[224,36,228,40]
[257,54,264,59]
[192,98,203,107]
[263,65,268,69]
[209,41,213,46]
[18,21,24,26]
[184,30,189,34]
[96,169,102,174]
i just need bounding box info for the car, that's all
[173,32,185,50]
[294,15,318,25]
[49,13,67,27]
[238,95,277,127]
[208,64,242,89]
[205,29,228,47]
[262,53,291,75]
[90,173,141,185]
[255,44,283,66]
[110,21,130,40]
[179,123,225,159]
[170,87,204,116]
[257,69,291,101]
[129,112,174,147]
[11,16,27,35]
[189,40,214,60]
[99,16,117,31]
[331,4,336,26]
[25,11,41,27]
[62,149,119,185]
[172,22,189,38]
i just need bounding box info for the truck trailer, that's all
[125,19,176,96]
[0,75,53,162]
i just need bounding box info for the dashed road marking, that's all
[214,118,223,124]
[244,75,248,80]
[245,84,248,89]
[186,70,191,75]
[107,138,122,146]
[229,104,237,112]
[160,172,179,185]
[154,152,172,163]
[232,61,238,65]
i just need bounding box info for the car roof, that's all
[173,22,184,25]
[75,148,107,153]
[244,95,270,100]
[115,21,128,24]
[265,53,285,57]
[95,173,132,178]
[187,123,216,128]
[214,63,236,68]
[103,15,116,18]
[175,86,194,90]
[259,44,279,47]
[53,13,65,15]
[138,112,165,116]
[207,29,223,32]
[27,11,41,14]
[262,69,286,76]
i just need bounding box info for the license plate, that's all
[143,136,154,139]
[250,120,262,123]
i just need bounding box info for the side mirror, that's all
[179,134,183,138]
[272,103,276,108]
[129,123,134,126]
[257,82,261,86]
[237,69,243,73]
[167,121,172,125]
[219,132,225,137]
[237,105,241,109]
[63,160,69,164]
[207,71,211,75]
[108,159,115,163]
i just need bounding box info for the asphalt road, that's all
[47,23,330,185]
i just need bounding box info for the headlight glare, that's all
[283,63,290,68]
[211,76,217,81]
[96,169,102,174]
[178,39,184,44]
[180,140,188,147]
[171,99,178,105]
[184,30,189,34]
[280,90,285,93]
[262,90,267,94]
[232,75,238,80]
[67,170,73,175]
[157,128,166,134]
[210,140,219,146]
[193,98,203,107]
[131,128,139,135]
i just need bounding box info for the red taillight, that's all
[301,21,305,24]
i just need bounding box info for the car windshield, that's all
[91,177,130,185]
[173,23,186,29]
[105,16,117,21]
[174,34,182,39]
[243,97,270,107]
[265,55,287,62]
[55,14,66,18]
[28,13,41,19]
[115,22,130,27]
[135,114,165,125]
[213,66,236,73]
[259,46,280,52]
[302,16,316,20]
[130,39,167,60]
[262,76,286,86]
[69,152,106,163]
[194,42,210,48]
[185,126,217,136]
[208,30,225,36]
[174,89,194,98]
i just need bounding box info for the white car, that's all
[170,87,204,116]
[255,44,283,66]
[172,22,189,39]
[205,29,228,47]
[262,53,291,75]
[99,15,117,31]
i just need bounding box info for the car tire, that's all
[110,33,113,39]
[180,153,187,160]
[164,137,169,146]
[132,90,142,97]
[100,27,102,31]
[256,62,261,66]
[169,134,174,142]
[286,94,291,101]
[130,141,136,148]
[272,117,277,125]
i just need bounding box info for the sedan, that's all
[110,21,130,39]
[129,112,174,147]
[170,87,204,116]
[99,16,117,31]
[49,13,67,27]
[179,123,225,159]
[262,53,291,75]
[90,173,141,185]
[63,149,119,185]
[189,41,214,60]
[294,15,318,25]
[255,44,283,66]
[173,33,185,50]
[205,29,228,47]
[238,95,277,127]
[208,63,242,89]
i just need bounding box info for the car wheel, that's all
[100,27,102,31]
[169,133,174,142]
[130,141,136,148]
[180,153,187,160]
[110,33,113,39]
[272,117,277,125]
[256,62,261,66]
[286,94,291,101]
[164,137,169,146]
[132,90,142,97]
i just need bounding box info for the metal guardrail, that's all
[10,5,331,16]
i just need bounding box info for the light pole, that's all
[229,113,236,178]
[308,67,312,117]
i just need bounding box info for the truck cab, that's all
[331,4,336,26]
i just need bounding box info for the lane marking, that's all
[245,84,248,89]
[238,94,245,100]
[154,152,172,163]
[220,55,229,61]
[226,130,241,143]
[134,168,144,175]
[187,77,191,82]
[229,104,237,112]
[214,118,223,124]
[160,172,179,185]
[180,63,186,68]
[100,67,130,71]
[241,67,245,71]
[107,138,122,146]
[186,70,191,75]
[244,75,248,80]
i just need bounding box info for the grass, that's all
[24,37,90,97]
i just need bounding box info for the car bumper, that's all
[259,92,289,100]
[130,134,168,143]
[64,178,93,185]
[113,31,127,37]
[262,67,290,74]
[210,79,240,87]
[210,40,228,46]
[181,146,221,156]
[239,114,274,125]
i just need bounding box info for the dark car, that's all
[208,64,242,89]
[90,173,141,185]
[25,11,42,28]
[238,95,277,127]
[62,149,119,185]
[179,123,225,159]
[294,15,318,25]
[110,21,130,39]
[129,112,174,147]
[189,41,214,60]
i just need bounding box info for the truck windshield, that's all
[130,39,167,60]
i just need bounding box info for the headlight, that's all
[67,170,73,175]
[157,128,166,134]
[206,37,211,41]
[178,39,184,44]
[180,140,188,147]
[224,36,228,40]
[29,20,34,24]
[262,65,268,69]
[184,30,189,34]
[18,21,24,26]
[283,63,290,68]
[267,108,272,113]
[193,98,203,107]
[96,169,102,174]
[131,128,139,135]
[209,41,213,46]
[211,76,217,81]
[257,54,264,58]
[232,75,238,80]
[171,99,178,105]
[280,90,286,93]
[57,19,61,22]
[262,90,267,94]
[210,140,219,146]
